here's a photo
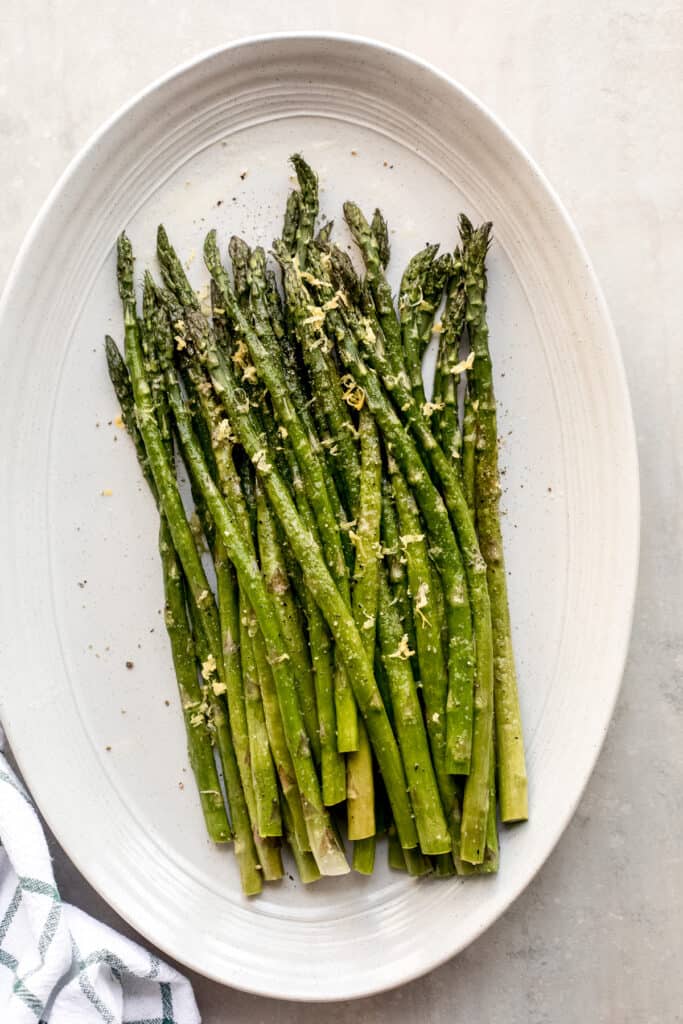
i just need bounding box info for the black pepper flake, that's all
[125,660,134,670]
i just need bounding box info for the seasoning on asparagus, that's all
[105,154,527,891]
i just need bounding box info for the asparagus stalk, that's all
[347,411,381,864]
[213,533,285,880]
[270,247,359,752]
[290,153,318,268]
[277,241,361,519]
[434,257,466,462]
[461,216,527,823]
[343,202,407,381]
[281,189,301,256]
[188,593,272,892]
[459,733,499,875]
[207,432,312,855]
[380,477,418,661]
[104,337,231,846]
[282,799,321,885]
[417,252,452,359]
[461,385,477,513]
[249,619,311,854]
[228,235,251,310]
[377,572,451,856]
[398,244,440,407]
[255,479,320,763]
[239,599,282,838]
[278,447,346,806]
[388,458,463,860]
[387,825,407,872]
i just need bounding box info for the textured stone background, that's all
[2,3,681,1021]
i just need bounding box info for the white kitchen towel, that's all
[0,735,200,1024]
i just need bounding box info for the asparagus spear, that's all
[461,385,477,513]
[388,458,463,860]
[347,411,381,868]
[434,257,466,462]
[212,528,285,881]
[380,477,418,662]
[255,478,320,763]
[290,153,318,268]
[276,241,361,519]
[187,593,272,892]
[228,235,251,310]
[460,215,527,823]
[250,616,311,854]
[417,252,452,360]
[268,247,359,753]
[202,417,312,856]
[377,572,451,856]
[239,598,282,838]
[343,202,407,381]
[105,337,231,846]
[278,448,346,807]
[282,799,321,885]
[459,734,499,875]
[398,244,440,407]
[281,189,301,256]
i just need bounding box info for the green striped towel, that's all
[0,735,200,1023]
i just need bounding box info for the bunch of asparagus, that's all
[105,155,527,895]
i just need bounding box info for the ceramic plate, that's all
[0,34,639,1001]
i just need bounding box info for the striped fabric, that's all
[0,733,200,1024]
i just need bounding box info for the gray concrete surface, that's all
[2,2,681,1020]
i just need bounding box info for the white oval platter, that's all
[0,34,639,1001]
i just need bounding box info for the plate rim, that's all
[0,32,640,1001]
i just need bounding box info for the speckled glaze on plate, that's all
[0,34,639,1001]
